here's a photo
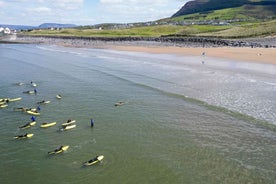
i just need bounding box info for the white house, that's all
[0,27,17,40]
[4,27,11,34]
[0,27,11,35]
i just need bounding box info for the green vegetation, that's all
[172,0,276,17]
[167,5,276,23]
[196,19,276,38]
[25,25,187,37]
[24,19,276,38]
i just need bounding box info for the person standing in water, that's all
[31,116,36,122]
[90,119,94,127]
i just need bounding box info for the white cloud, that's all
[98,0,185,23]
[55,0,83,2]
[101,0,163,3]
[100,0,123,3]
[1,0,82,2]
[31,7,52,13]
[2,0,84,10]
[0,1,5,7]
[0,0,188,25]
[52,0,83,10]
[100,0,169,5]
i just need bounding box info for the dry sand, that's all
[105,45,276,65]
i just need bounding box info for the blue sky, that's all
[0,0,189,26]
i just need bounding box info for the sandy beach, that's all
[106,45,276,65]
[13,35,276,65]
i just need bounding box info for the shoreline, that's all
[6,35,276,65]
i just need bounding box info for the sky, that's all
[0,0,189,26]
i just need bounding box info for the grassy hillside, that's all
[166,5,276,23]
[196,19,276,37]
[172,0,276,17]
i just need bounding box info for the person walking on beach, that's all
[91,119,94,127]
[201,52,206,65]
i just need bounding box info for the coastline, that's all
[11,35,276,65]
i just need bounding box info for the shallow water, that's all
[0,44,275,184]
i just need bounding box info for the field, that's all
[196,20,276,38]
[24,19,276,39]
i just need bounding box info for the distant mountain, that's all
[172,0,276,17]
[38,23,77,29]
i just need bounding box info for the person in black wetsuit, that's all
[90,119,94,127]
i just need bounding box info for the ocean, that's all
[0,44,275,184]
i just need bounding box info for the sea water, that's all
[0,44,275,184]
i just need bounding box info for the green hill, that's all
[172,0,276,18]
[166,5,276,23]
